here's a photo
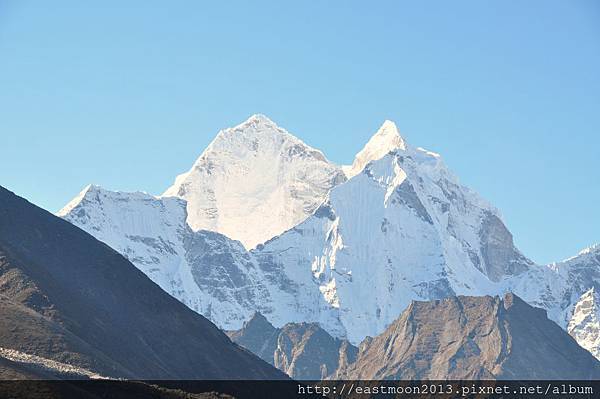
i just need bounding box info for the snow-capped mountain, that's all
[58,183,346,335]
[163,114,345,249]
[251,122,537,342]
[58,115,600,354]
[569,287,600,359]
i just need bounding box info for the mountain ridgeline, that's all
[58,114,600,362]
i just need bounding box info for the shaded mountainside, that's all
[0,376,235,399]
[339,293,600,380]
[228,313,357,380]
[0,356,51,380]
[0,359,236,399]
[0,186,285,380]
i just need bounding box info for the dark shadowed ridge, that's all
[339,293,600,380]
[0,185,286,380]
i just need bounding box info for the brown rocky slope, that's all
[339,293,600,380]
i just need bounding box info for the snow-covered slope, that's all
[58,184,280,329]
[59,185,189,290]
[58,115,599,354]
[163,114,345,249]
[253,125,534,342]
[568,287,600,360]
[514,244,600,329]
[58,184,345,335]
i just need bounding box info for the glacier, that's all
[58,114,600,355]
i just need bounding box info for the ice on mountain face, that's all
[163,114,346,249]
[568,287,600,359]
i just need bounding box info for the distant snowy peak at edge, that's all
[569,287,600,359]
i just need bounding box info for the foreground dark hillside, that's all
[0,185,285,380]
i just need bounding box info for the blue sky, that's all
[0,1,598,264]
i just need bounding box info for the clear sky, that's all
[0,1,598,264]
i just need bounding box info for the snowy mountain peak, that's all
[346,120,407,178]
[222,113,292,138]
[57,184,161,218]
[57,184,102,216]
[183,114,330,170]
[162,115,345,249]
[238,113,277,127]
[377,120,405,142]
